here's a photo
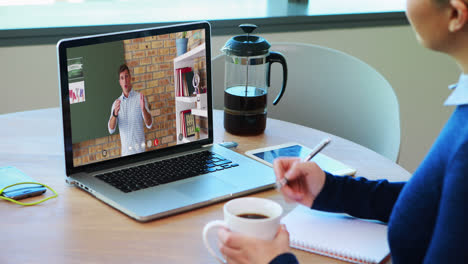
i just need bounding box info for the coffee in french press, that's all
[221,24,287,135]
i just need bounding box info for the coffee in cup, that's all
[202,197,283,263]
[237,213,269,219]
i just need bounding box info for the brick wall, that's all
[123,33,178,152]
[72,30,208,167]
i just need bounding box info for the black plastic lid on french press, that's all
[221,24,271,57]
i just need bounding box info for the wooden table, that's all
[0,108,410,264]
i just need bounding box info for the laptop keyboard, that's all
[95,151,239,193]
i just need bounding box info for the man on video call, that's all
[108,64,153,156]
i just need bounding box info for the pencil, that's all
[276,138,331,189]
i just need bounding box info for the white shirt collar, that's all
[444,74,468,106]
[121,89,135,100]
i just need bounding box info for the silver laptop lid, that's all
[57,22,213,176]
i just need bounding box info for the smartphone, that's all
[0,166,47,200]
[2,185,47,200]
[245,142,357,176]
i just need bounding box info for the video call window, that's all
[67,29,209,167]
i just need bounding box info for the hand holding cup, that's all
[202,197,284,263]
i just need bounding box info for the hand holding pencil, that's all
[273,138,330,207]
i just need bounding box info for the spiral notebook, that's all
[281,205,390,264]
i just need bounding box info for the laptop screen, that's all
[58,22,212,170]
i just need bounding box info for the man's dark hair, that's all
[118,64,130,77]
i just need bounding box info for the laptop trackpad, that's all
[174,175,235,200]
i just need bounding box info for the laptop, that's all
[57,21,275,222]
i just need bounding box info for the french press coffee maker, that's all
[222,24,288,135]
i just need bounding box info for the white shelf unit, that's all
[176,96,197,103]
[173,43,205,65]
[174,43,208,144]
[190,108,208,117]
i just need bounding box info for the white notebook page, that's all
[281,205,390,264]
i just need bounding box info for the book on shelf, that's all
[180,109,188,137]
[180,109,196,138]
[281,205,390,264]
[176,67,195,97]
[185,70,195,95]
[184,111,196,137]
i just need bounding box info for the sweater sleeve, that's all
[312,172,405,222]
[422,144,468,263]
[269,253,299,264]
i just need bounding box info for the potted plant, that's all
[176,31,188,56]
[195,127,200,139]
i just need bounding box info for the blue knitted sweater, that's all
[271,105,468,264]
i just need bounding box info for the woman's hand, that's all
[218,225,291,264]
[273,158,326,208]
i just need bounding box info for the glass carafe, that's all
[222,24,287,135]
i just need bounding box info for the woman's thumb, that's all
[276,224,290,243]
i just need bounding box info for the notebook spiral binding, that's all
[291,238,375,264]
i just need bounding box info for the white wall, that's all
[0,25,459,173]
[1,44,58,114]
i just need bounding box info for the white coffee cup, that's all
[202,197,283,263]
